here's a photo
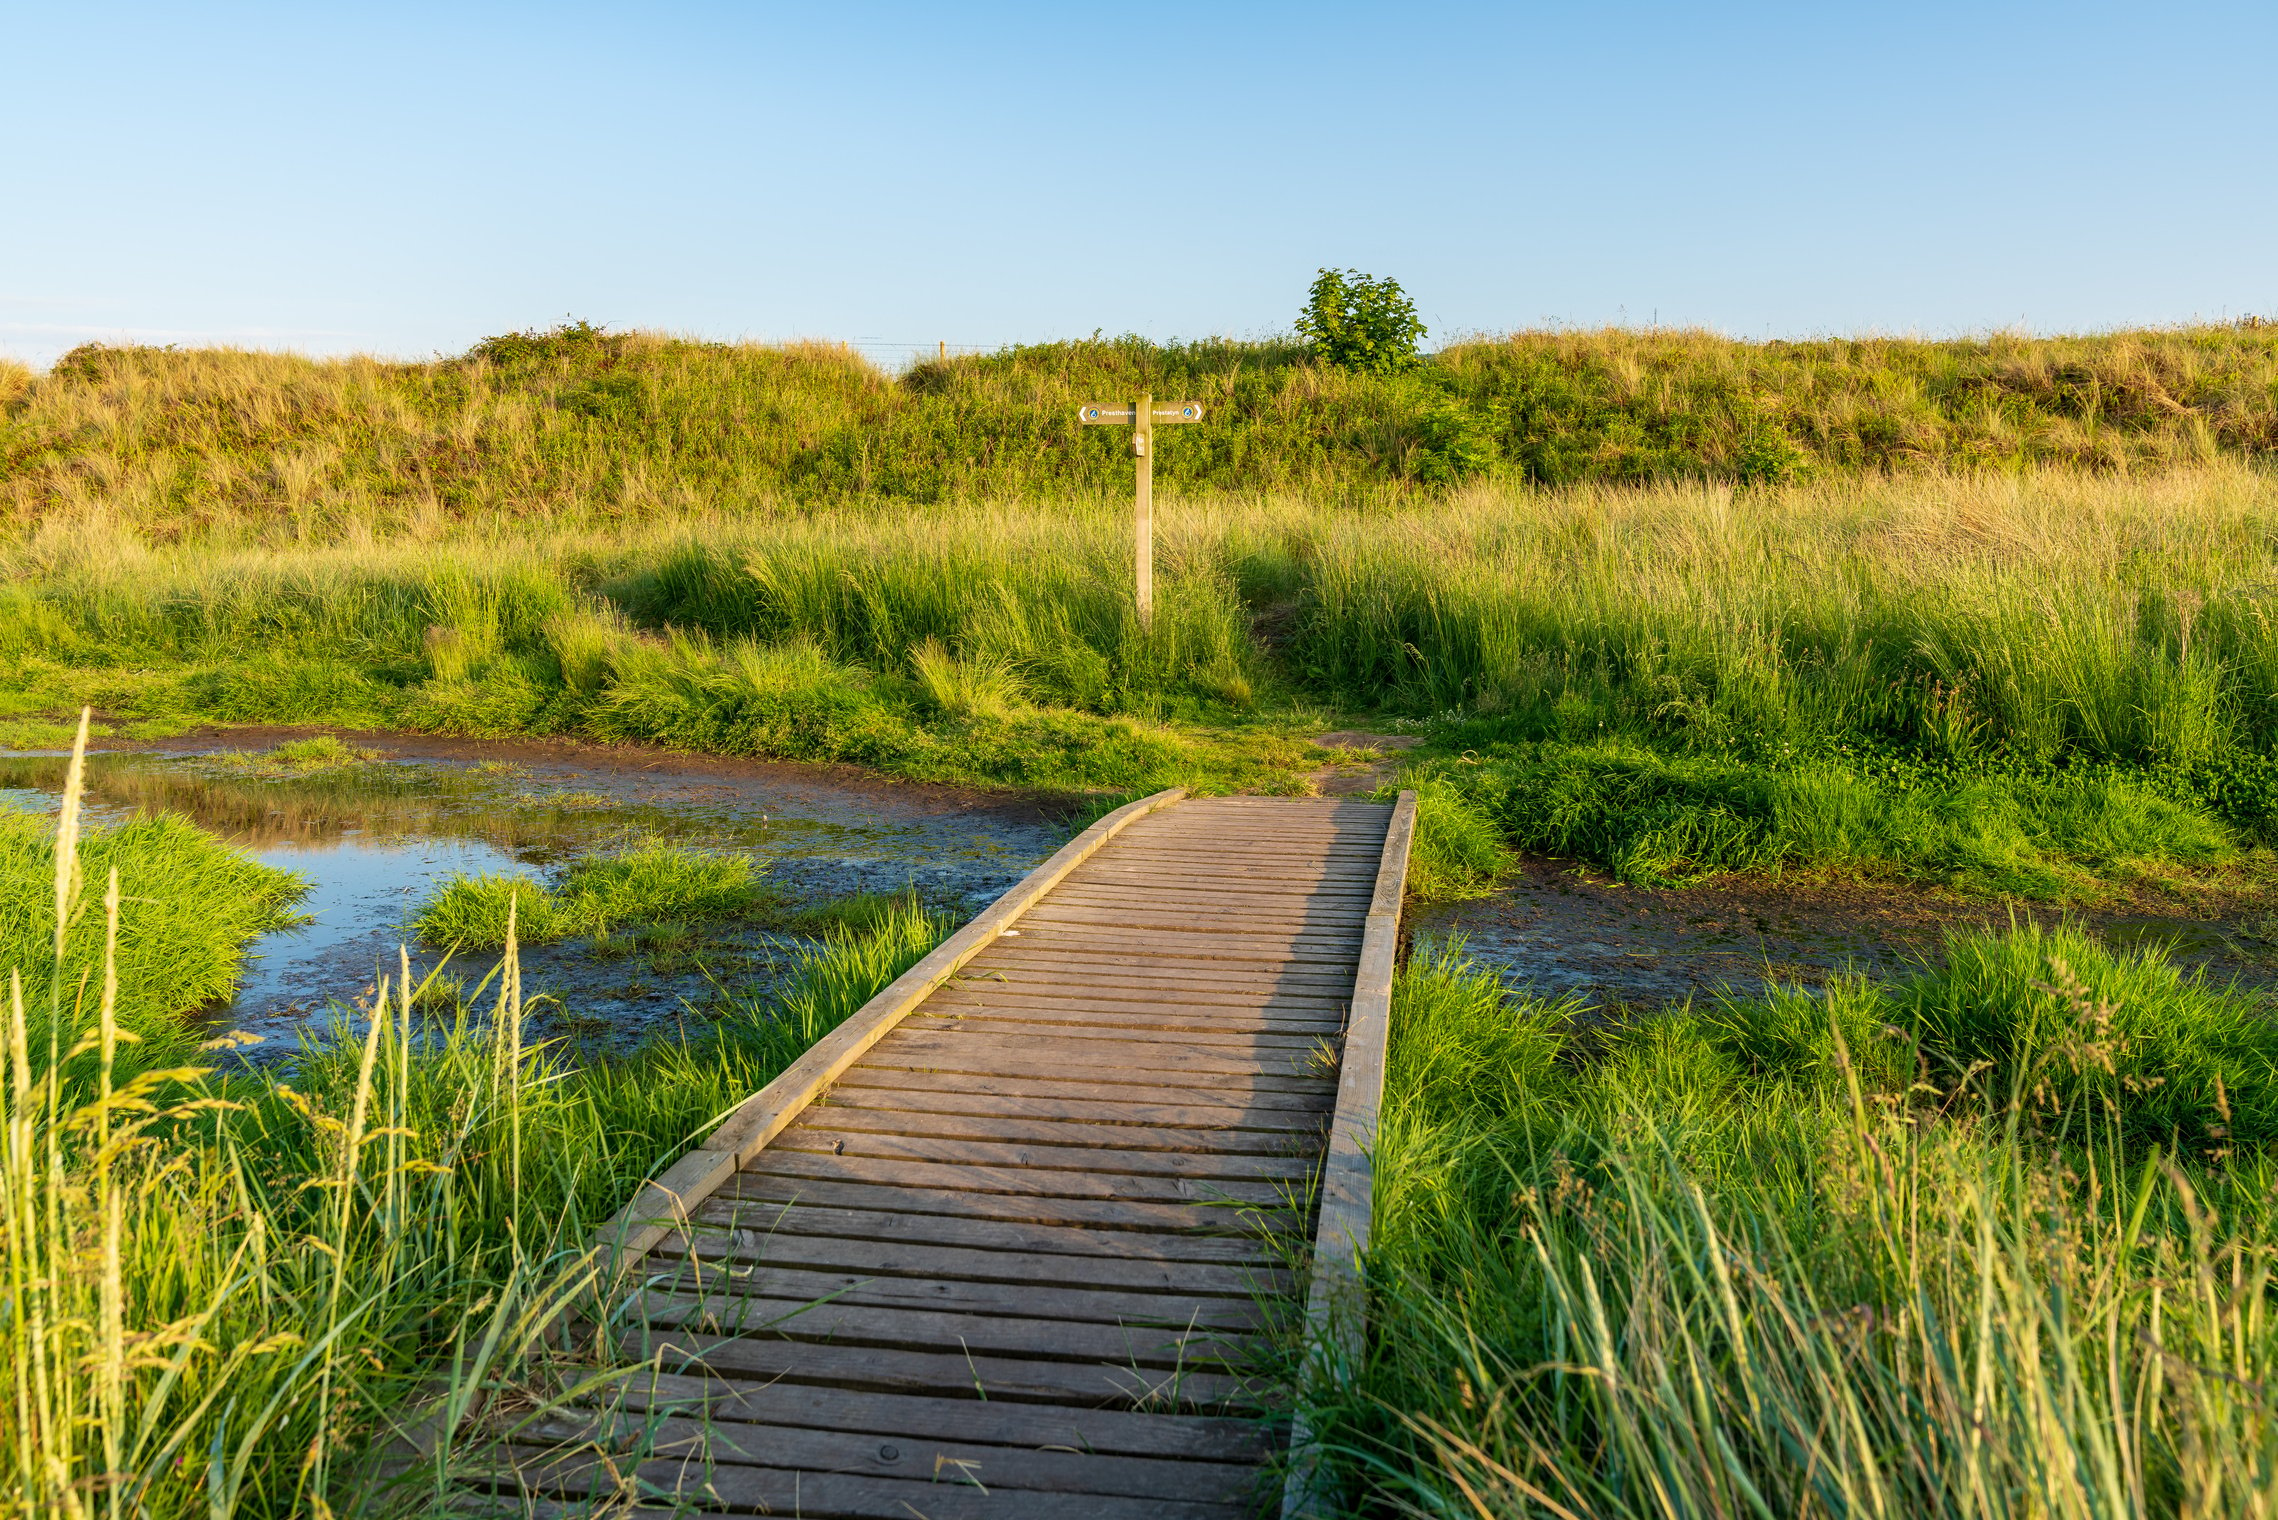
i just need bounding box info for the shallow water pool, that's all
[0,740,1063,1057]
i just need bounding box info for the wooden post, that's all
[1076,397,1200,633]
[1133,390,1154,632]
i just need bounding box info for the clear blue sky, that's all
[4,1,2273,368]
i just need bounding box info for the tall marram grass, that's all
[0,719,949,1518]
[13,468,2278,758]
[9,466,2278,888]
[1303,936,2278,1517]
[7,324,2276,537]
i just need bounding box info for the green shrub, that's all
[184,658,398,724]
[1424,742,2237,897]
[1296,268,1425,375]
[909,638,1025,719]
[1398,386,1500,483]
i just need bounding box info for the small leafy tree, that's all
[1296,268,1426,374]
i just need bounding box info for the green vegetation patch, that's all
[211,734,385,772]
[10,324,2278,539]
[411,838,767,948]
[6,826,948,1513]
[1409,741,2237,897]
[0,809,306,1033]
[1303,925,2278,1515]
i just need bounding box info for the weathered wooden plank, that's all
[626,1290,1259,1366]
[1141,805,1384,818]
[855,1044,1337,1091]
[716,1172,1301,1234]
[960,949,1361,990]
[1039,892,1368,920]
[687,1198,1285,1264]
[740,1150,1303,1206]
[998,928,1367,964]
[1095,848,1372,866]
[1061,862,1374,886]
[520,1410,1266,1503]
[1035,903,1363,930]
[923,992,1346,1030]
[604,1371,1277,1460]
[1089,853,1372,874]
[613,1329,1261,1408]
[937,979,1353,1013]
[901,1015,1338,1050]
[863,1045,1334,1094]
[1071,847,1378,867]
[1020,907,1369,939]
[499,1444,1253,1519]
[634,1259,1270,1332]
[954,959,1357,991]
[902,1012,1331,1050]
[765,1127,1318,1183]
[815,1079,1332,1130]
[1127,829,1384,848]
[1002,918,1366,947]
[825,1066,1336,1113]
[1119,820,1383,839]
[791,1105,1323,1158]
[923,998,1346,1031]
[1004,917,1366,947]
[1075,865,1357,885]
[654,1222,1290,1294]
[872,1029,1336,1079]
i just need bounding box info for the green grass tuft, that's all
[411,839,767,948]
[0,808,305,1045]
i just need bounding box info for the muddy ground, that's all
[1421,854,2278,1008]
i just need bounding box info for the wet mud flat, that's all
[0,733,1066,1059]
[1420,854,2278,1009]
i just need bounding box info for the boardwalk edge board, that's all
[587,786,1191,1271]
[1280,787,1417,1520]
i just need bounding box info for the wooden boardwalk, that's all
[516,790,1414,1519]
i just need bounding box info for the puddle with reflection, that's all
[0,745,1062,1059]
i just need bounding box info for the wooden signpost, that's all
[1079,392,1204,630]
